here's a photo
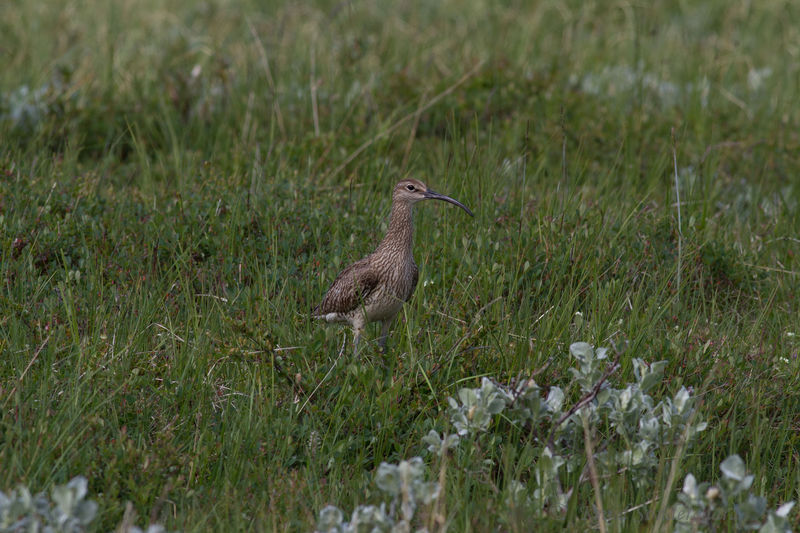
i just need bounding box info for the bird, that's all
[313,179,474,353]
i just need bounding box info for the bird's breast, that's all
[358,255,418,321]
[376,257,417,299]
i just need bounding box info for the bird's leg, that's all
[352,316,366,355]
[377,316,395,353]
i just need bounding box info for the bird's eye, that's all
[406,184,415,191]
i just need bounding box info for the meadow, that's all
[1,0,799,530]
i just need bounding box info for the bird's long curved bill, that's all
[424,190,474,217]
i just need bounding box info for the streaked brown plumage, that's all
[313,179,473,352]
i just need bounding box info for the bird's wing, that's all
[313,258,380,316]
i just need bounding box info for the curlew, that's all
[313,179,474,352]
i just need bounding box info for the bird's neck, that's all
[376,200,414,258]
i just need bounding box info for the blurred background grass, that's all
[1,0,799,530]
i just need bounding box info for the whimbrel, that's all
[313,179,474,352]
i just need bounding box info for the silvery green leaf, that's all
[720,455,746,481]
[736,492,767,526]
[375,463,401,495]
[458,388,478,408]
[52,484,75,516]
[749,493,767,517]
[659,400,675,426]
[350,504,389,529]
[631,358,645,380]
[554,490,571,513]
[452,417,469,436]
[422,430,442,452]
[639,415,660,441]
[486,397,506,415]
[523,379,540,393]
[739,474,754,492]
[506,480,528,506]
[595,347,609,360]
[538,447,565,475]
[681,474,698,498]
[416,481,440,504]
[65,477,88,502]
[472,410,492,432]
[52,486,78,528]
[618,386,633,411]
[408,455,425,473]
[596,388,612,405]
[672,503,694,528]
[480,377,497,394]
[74,499,98,524]
[570,342,593,362]
[673,387,691,413]
[639,392,655,412]
[759,513,791,533]
[775,501,795,517]
[617,449,632,467]
[443,433,460,450]
[545,387,564,412]
[18,487,34,509]
[1,496,30,528]
[639,360,667,393]
[400,457,425,480]
[630,441,648,466]
[422,431,460,455]
[447,397,459,410]
[317,505,344,533]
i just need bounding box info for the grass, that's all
[1,0,799,530]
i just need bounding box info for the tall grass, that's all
[1,0,798,530]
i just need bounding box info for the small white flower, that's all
[747,67,772,91]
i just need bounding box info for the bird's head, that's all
[393,179,474,216]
